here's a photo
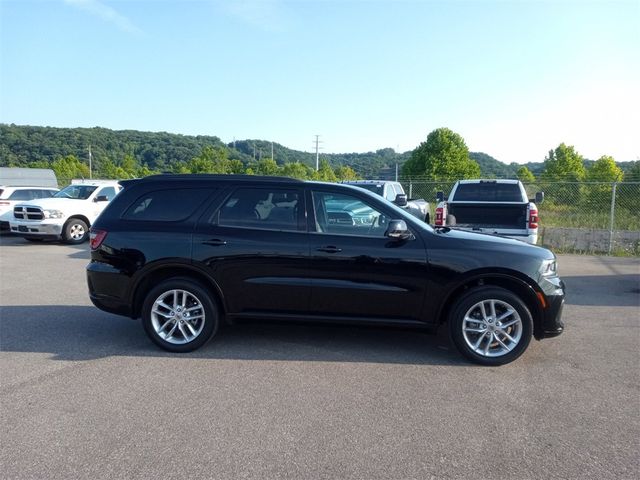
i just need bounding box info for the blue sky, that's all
[1,0,638,163]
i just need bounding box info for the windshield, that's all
[54,185,98,200]
[351,184,384,196]
[454,183,523,202]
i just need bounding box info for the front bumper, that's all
[537,278,565,339]
[10,220,63,238]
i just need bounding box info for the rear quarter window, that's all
[123,188,213,222]
[454,183,523,202]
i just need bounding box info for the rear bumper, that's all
[87,261,135,318]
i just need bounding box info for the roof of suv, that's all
[135,174,303,184]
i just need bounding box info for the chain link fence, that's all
[401,180,640,255]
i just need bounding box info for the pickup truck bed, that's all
[448,203,528,229]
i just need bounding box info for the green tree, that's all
[625,161,640,181]
[253,158,280,176]
[401,128,480,181]
[51,155,90,185]
[586,155,623,182]
[281,162,312,180]
[313,159,337,182]
[186,146,233,174]
[334,165,359,181]
[516,166,535,183]
[541,143,585,181]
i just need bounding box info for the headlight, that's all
[540,259,558,276]
[43,209,65,219]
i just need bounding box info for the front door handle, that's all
[203,238,227,246]
[316,245,342,254]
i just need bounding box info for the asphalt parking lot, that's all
[1,234,639,480]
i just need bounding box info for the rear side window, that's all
[123,188,213,222]
[7,190,33,200]
[216,188,300,231]
[454,183,523,202]
[96,186,117,201]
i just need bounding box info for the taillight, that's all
[435,207,444,226]
[90,229,108,250]
[529,208,538,229]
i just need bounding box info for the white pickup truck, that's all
[434,179,544,244]
[341,180,431,223]
[10,179,122,244]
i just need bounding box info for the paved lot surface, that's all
[1,234,639,479]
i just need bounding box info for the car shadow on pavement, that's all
[562,274,640,307]
[0,305,466,366]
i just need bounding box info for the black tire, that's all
[141,278,219,353]
[63,218,89,244]
[449,286,533,366]
[424,213,430,224]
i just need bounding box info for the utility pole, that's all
[88,145,92,179]
[313,135,323,171]
[271,142,274,161]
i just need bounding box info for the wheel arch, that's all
[436,270,545,339]
[130,263,226,320]
[64,214,92,228]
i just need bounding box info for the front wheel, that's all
[63,218,89,244]
[141,278,219,352]
[449,287,533,366]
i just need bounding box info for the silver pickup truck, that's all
[434,179,544,244]
[341,180,431,223]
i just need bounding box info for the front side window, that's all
[54,185,98,200]
[96,186,117,201]
[312,191,388,237]
[123,188,213,222]
[217,188,300,231]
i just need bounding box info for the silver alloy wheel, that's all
[69,223,86,240]
[150,289,206,345]
[462,299,523,358]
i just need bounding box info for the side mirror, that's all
[385,219,412,241]
[535,191,544,204]
[394,193,408,207]
[94,195,109,202]
[436,191,444,202]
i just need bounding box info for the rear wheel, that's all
[449,286,533,366]
[63,218,89,244]
[141,278,219,352]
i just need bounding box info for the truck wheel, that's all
[141,278,219,353]
[449,286,533,366]
[63,218,89,244]
[424,213,430,224]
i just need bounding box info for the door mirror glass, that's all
[535,191,544,204]
[436,191,444,202]
[95,195,109,202]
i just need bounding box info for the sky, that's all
[0,0,638,164]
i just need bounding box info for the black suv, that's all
[87,174,565,365]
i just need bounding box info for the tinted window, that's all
[8,190,33,200]
[123,188,213,222]
[353,183,384,196]
[96,186,117,201]
[217,188,300,231]
[454,183,523,202]
[54,185,98,199]
[312,191,388,237]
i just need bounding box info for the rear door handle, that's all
[316,245,342,254]
[203,238,227,246]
